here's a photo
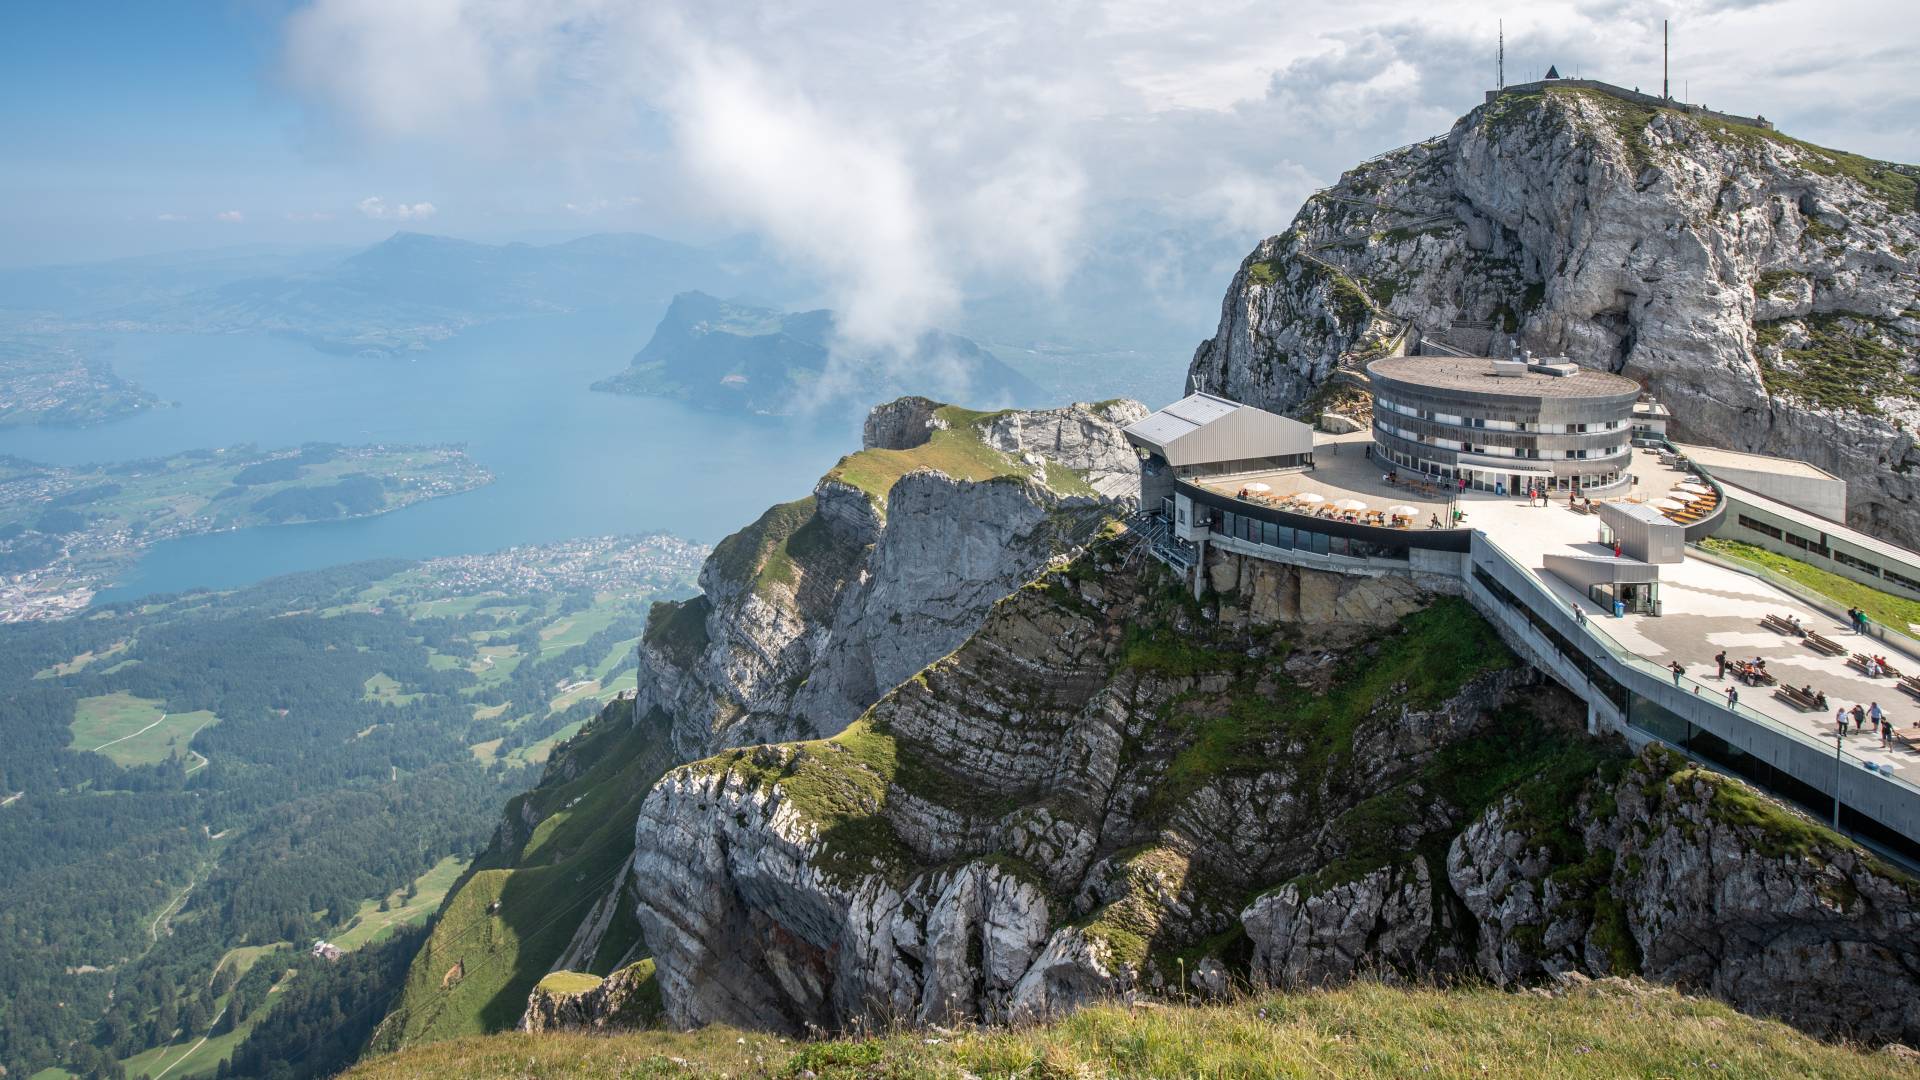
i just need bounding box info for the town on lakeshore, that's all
[1128,346,1920,861]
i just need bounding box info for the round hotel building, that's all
[1366,355,1641,495]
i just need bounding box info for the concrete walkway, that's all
[1470,493,1920,781]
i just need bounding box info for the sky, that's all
[2,0,1916,339]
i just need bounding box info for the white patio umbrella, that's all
[1244,482,1272,494]
[1388,504,1419,518]
[1657,497,1689,511]
[1334,498,1368,512]
[1678,481,1712,494]
[1293,492,1326,505]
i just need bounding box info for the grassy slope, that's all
[377,700,677,1049]
[345,981,1916,1080]
[333,855,472,952]
[827,404,1094,510]
[1702,537,1920,632]
[66,693,220,767]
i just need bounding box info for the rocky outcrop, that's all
[519,961,660,1033]
[1189,84,1920,544]
[1451,749,1920,1043]
[632,398,1146,759]
[631,543,1513,1032]
[630,537,1920,1045]
[1242,859,1439,989]
[863,395,945,450]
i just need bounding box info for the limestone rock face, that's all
[1242,859,1436,989]
[631,398,1144,759]
[1189,86,1920,544]
[629,754,1056,1030]
[630,537,1920,1046]
[519,961,659,1034]
[1448,750,1920,1043]
[630,551,1511,1033]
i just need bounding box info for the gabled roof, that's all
[1122,391,1241,448]
[1123,392,1314,467]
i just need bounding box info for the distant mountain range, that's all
[591,291,1044,416]
[0,232,798,356]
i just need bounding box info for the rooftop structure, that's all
[1124,392,1316,517]
[1123,392,1313,471]
[1675,442,1847,523]
[1367,355,1642,496]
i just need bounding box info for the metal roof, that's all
[1123,392,1245,448]
[1673,442,1838,482]
[1606,502,1680,528]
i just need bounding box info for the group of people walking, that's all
[1835,701,1899,747]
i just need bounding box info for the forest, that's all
[0,546,695,1080]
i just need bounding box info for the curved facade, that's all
[1367,356,1640,495]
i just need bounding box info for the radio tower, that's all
[1663,19,1670,99]
[1497,21,1505,88]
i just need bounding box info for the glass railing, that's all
[1472,537,1920,795]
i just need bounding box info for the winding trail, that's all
[149,882,193,942]
[149,1004,226,1080]
[93,712,168,752]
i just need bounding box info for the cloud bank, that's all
[357,196,437,221]
[280,0,1920,352]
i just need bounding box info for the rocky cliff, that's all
[1189,84,1920,543]
[633,397,1147,760]
[626,540,1920,1045]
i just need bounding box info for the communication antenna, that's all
[1497,21,1504,89]
[1663,19,1669,100]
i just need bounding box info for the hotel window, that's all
[1886,569,1920,591]
[1834,550,1882,576]
[1737,514,1783,540]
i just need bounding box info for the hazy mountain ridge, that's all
[591,291,1046,416]
[1,232,782,357]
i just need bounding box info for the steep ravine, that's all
[1189,84,1920,543]
[624,543,1920,1045]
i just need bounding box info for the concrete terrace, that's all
[1193,430,1451,527]
[1468,460,1920,783]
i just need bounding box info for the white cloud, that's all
[155,212,188,223]
[280,0,1920,347]
[357,196,437,220]
[216,210,245,223]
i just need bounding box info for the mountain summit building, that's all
[1367,354,1641,496]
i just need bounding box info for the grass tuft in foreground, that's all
[344,980,1920,1079]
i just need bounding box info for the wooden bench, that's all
[1761,614,1803,636]
[1775,685,1822,712]
[1900,676,1920,701]
[1732,663,1776,686]
[1850,653,1903,678]
[1805,632,1848,656]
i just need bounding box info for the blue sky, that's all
[2,0,1915,279]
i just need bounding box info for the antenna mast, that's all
[1663,19,1669,100]
[1497,21,1504,89]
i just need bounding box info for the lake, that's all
[0,312,863,601]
